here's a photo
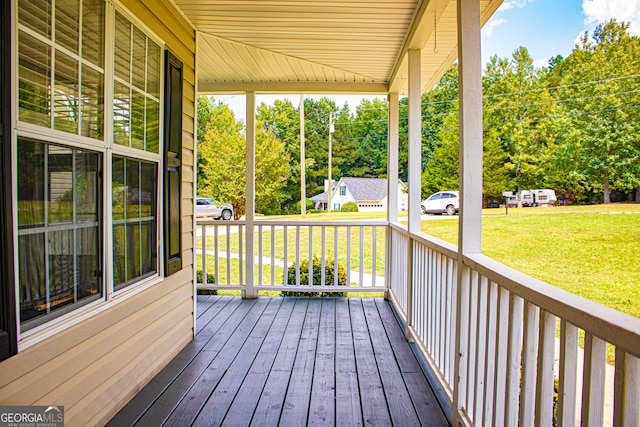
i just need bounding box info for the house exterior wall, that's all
[0,1,196,424]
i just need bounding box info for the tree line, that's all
[197,20,640,215]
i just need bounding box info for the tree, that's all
[550,20,640,203]
[199,102,290,217]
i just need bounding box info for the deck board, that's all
[109,296,449,427]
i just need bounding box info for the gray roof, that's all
[340,178,388,202]
[310,191,328,202]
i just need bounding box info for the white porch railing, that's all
[196,219,387,293]
[195,219,640,426]
[387,223,640,427]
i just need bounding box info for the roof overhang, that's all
[171,0,502,95]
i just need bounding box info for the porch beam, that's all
[407,49,422,235]
[244,91,257,298]
[198,81,389,95]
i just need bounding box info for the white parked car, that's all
[195,198,233,220]
[421,191,459,215]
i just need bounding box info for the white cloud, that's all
[582,0,640,35]
[533,58,550,68]
[499,0,532,11]
[482,18,506,36]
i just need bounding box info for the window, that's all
[18,0,105,139]
[14,1,164,331]
[339,186,346,196]
[113,10,161,153]
[17,138,101,328]
[112,157,157,289]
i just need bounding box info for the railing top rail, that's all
[197,219,389,227]
[466,252,640,358]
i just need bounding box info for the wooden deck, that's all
[108,296,448,426]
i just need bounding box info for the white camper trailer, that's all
[520,189,557,207]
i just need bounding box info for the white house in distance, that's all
[311,177,408,212]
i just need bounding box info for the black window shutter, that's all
[0,0,17,361]
[163,51,183,276]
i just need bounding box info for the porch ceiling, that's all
[173,0,503,95]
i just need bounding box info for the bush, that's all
[340,201,358,212]
[281,256,347,296]
[296,197,315,214]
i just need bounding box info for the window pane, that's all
[76,150,100,222]
[49,229,75,311]
[48,145,74,223]
[80,65,104,140]
[19,0,51,38]
[140,220,156,276]
[113,81,130,146]
[18,31,51,127]
[128,224,141,281]
[19,233,46,323]
[112,156,125,220]
[55,0,80,54]
[132,26,146,91]
[17,139,45,228]
[126,159,140,218]
[147,42,160,98]
[131,92,145,150]
[77,226,100,298]
[113,224,126,287]
[145,98,159,153]
[54,50,79,134]
[82,0,105,67]
[140,162,156,217]
[114,12,131,82]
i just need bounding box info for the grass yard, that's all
[421,204,640,318]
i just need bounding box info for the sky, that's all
[216,0,640,122]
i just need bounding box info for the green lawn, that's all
[421,204,640,318]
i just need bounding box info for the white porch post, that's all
[406,49,421,339]
[386,92,399,299]
[407,49,422,235]
[452,0,484,423]
[387,92,399,224]
[244,91,257,298]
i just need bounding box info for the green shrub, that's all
[282,256,347,296]
[340,201,358,212]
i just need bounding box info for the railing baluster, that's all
[466,270,479,417]
[258,224,263,286]
[372,226,377,287]
[474,275,489,424]
[283,225,288,286]
[201,224,207,285]
[519,301,539,427]
[582,333,607,425]
[505,294,523,426]
[535,309,557,427]
[346,226,351,286]
[238,225,243,285]
[359,226,364,287]
[613,352,639,426]
[334,226,339,286]
[214,225,219,285]
[226,224,231,285]
[295,226,300,286]
[493,286,510,427]
[321,226,326,286]
[270,225,275,286]
[558,320,579,427]
[308,225,313,286]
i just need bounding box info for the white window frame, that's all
[12,0,167,344]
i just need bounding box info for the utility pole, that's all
[300,95,306,217]
[327,111,334,212]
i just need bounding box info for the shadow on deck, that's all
[108,296,449,426]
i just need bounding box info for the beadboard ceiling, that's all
[172,0,502,94]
